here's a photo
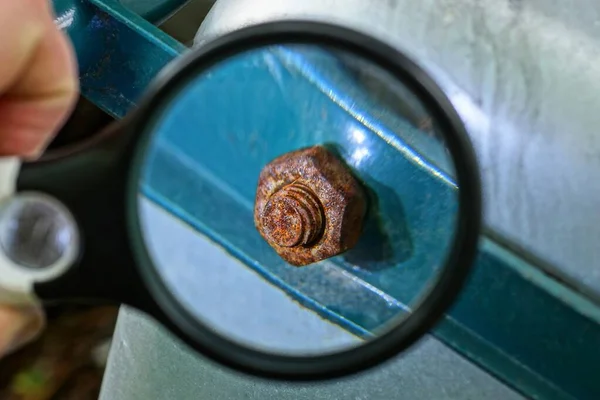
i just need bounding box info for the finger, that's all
[0,305,44,356]
[0,0,78,158]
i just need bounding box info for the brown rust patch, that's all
[261,183,325,248]
[254,146,367,266]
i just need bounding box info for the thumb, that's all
[0,305,44,356]
[0,0,78,158]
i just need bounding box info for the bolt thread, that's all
[261,183,325,248]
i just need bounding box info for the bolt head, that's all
[254,146,367,266]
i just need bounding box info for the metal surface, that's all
[196,0,600,304]
[142,27,599,399]
[188,1,600,398]
[103,234,523,400]
[255,146,366,266]
[46,0,600,398]
[102,312,525,400]
[53,0,185,119]
[139,199,361,354]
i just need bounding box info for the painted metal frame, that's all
[53,0,600,398]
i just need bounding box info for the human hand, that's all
[0,0,78,355]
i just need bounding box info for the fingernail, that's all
[1,307,44,357]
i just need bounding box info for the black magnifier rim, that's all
[125,20,482,381]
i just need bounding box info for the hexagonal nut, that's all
[254,146,367,266]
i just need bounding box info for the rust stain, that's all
[254,146,367,266]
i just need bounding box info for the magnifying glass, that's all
[0,21,481,380]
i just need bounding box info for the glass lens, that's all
[136,43,458,356]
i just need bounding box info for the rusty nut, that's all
[254,146,367,266]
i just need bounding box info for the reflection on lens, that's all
[137,43,458,356]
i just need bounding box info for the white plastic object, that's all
[0,157,20,201]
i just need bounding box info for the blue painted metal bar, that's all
[54,0,185,118]
[56,1,600,399]
[83,0,185,117]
